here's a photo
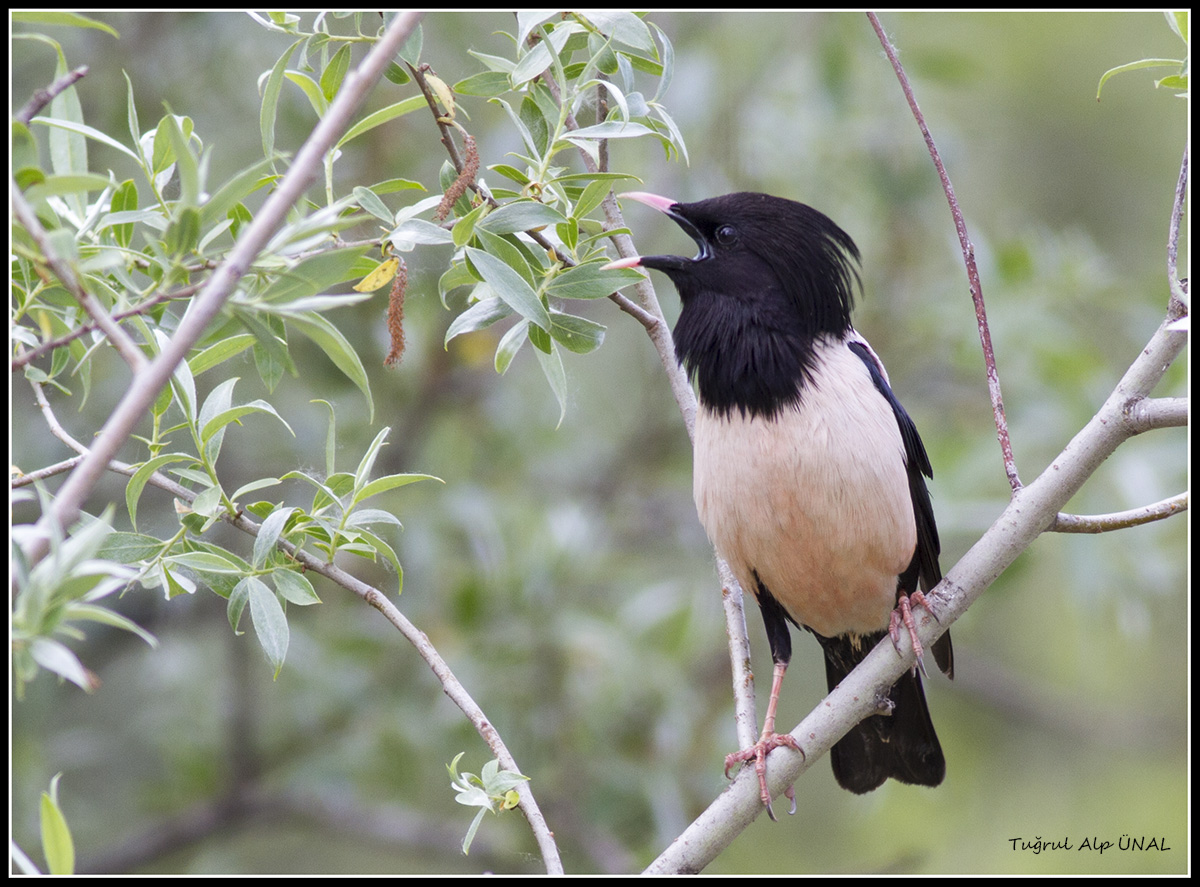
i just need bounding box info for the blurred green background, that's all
[11,10,1187,874]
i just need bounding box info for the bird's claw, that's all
[889,591,939,677]
[725,732,804,820]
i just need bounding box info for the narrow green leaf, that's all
[336,95,427,149]
[65,603,157,648]
[253,506,294,568]
[40,779,75,874]
[476,201,568,235]
[126,454,196,530]
[190,334,256,375]
[13,10,118,36]
[259,246,369,303]
[445,296,513,345]
[262,40,303,159]
[353,473,443,508]
[549,311,606,354]
[546,262,645,300]
[285,311,374,422]
[273,568,320,605]
[32,116,138,163]
[465,247,550,330]
[535,342,568,427]
[245,577,289,677]
[320,43,352,101]
[494,318,529,374]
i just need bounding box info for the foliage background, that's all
[11,10,1187,874]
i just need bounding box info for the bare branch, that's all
[1048,493,1188,533]
[12,283,202,372]
[1126,395,1188,433]
[15,65,88,125]
[867,12,1021,493]
[1167,143,1188,314]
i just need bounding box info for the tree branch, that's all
[1167,143,1188,314]
[867,11,1021,492]
[15,65,88,125]
[1048,492,1188,533]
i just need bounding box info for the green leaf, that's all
[199,156,274,228]
[259,246,369,303]
[494,318,529,374]
[320,43,352,100]
[126,454,196,530]
[535,342,568,427]
[162,112,200,206]
[253,506,294,568]
[445,296,513,345]
[465,247,550,330]
[336,95,427,150]
[261,40,303,159]
[190,334,256,376]
[353,473,443,509]
[97,531,163,563]
[244,576,289,677]
[40,775,75,875]
[273,568,320,605]
[110,179,138,247]
[163,205,201,255]
[546,262,645,300]
[32,116,138,163]
[453,70,511,97]
[29,638,95,694]
[13,10,118,36]
[581,10,655,52]
[65,603,157,648]
[549,311,606,354]
[476,201,568,235]
[354,185,394,223]
[1097,58,1185,99]
[285,311,374,422]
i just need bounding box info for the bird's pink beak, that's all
[617,191,679,214]
[600,192,682,270]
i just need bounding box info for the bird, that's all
[605,190,953,815]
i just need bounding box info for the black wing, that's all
[847,339,953,679]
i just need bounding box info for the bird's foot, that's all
[888,590,940,677]
[724,732,804,821]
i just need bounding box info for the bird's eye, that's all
[714,224,737,247]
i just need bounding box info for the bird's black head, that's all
[617,191,862,419]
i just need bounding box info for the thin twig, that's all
[1167,143,1188,316]
[12,187,149,372]
[1126,395,1188,433]
[15,65,89,125]
[12,283,203,371]
[1048,492,1188,533]
[867,11,1021,493]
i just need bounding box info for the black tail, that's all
[814,630,945,794]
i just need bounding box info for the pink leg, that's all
[724,661,805,820]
